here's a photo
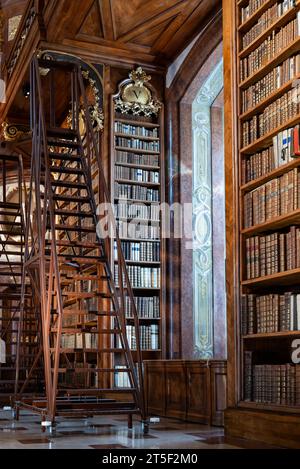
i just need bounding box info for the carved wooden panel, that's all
[186,361,210,423]
[165,361,186,420]
[145,360,227,424]
[145,362,166,416]
[210,361,227,426]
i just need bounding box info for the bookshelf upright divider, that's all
[110,68,166,385]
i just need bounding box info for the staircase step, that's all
[0,220,22,226]
[49,153,81,163]
[47,127,77,139]
[0,230,24,236]
[61,292,99,299]
[50,181,87,190]
[54,224,95,233]
[0,240,24,246]
[55,256,105,266]
[47,140,79,149]
[54,210,93,218]
[60,274,108,282]
[47,240,99,249]
[0,250,22,256]
[0,211,21,217]
[0,202,20,210]
[46,195,90,203]
[50,166,84,176]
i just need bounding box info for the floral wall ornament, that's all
[81,69,104,132]
[113,67,162,117]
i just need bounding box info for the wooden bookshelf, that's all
[239,3,300,58]
[238,0,280,32]
[226,0,300,439]
[239,36,300,89]
[110,68,166,385]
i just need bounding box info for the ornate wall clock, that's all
[114,67,162,117]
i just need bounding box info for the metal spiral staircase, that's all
[13,56,148,432]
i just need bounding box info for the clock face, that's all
[122,84,151,105]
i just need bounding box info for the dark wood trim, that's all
[222,0,239,408]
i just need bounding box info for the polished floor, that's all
[0,409,281,449]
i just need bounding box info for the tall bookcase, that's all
[225,0,300,446]
[110,68,165,384]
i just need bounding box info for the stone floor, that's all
[0,409,280,449]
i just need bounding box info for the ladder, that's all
[0,155,43,403]
[15,55,148,431]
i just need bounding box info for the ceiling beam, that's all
[99,0,116,41]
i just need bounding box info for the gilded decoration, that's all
[2,122,31,141]
[114,67,162,117]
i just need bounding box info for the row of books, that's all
[244,353,300,405]
[125,296,160,319]
[114,264,160,288]
[240,14,300,81]
[241,53,300,113]
[115,122,159,138]
[114,203,160,221]
[241,125,300,183]
[241,1,296,49]
[243,168,299,227]
[116,137,160,153]
[115,166,159,183]
[241,292,300,335]
[114,365,131,388]
[116,324,159,350]
[116,151,159,167]
[114,363,143,388]
[61,333,98,349]
[245,226,300,279]
[115,182,160,202]
[117,220,160,240]
[240,0,274,24]
[242,86,299,147]
[115,240,160,262]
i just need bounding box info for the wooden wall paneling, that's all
[144,361,166,417]
[185,361,211,424]
[145,360,227,424]
[210,360,227,426]
[165,361,186,419]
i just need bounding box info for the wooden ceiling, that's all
[47,0,222,65]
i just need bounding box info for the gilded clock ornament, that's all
[114,67,162,117]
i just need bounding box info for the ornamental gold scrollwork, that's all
[2,122,31,141]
